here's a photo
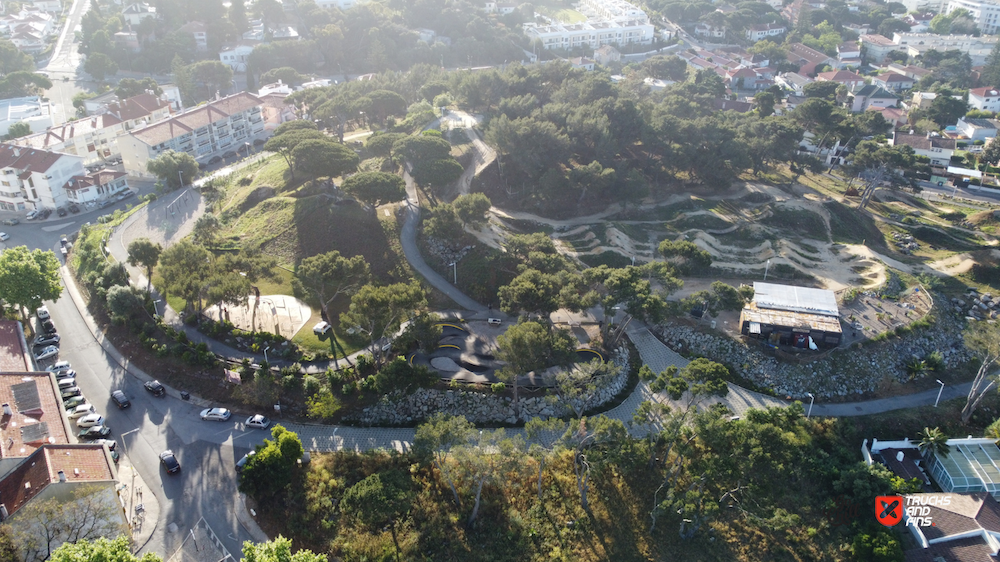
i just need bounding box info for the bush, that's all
[491,382,506,393]
[925,350,945,371]
[281,375,301,391]
[303,374,321,396]
[342,383,355,396]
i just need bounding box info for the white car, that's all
[200,408,231,421]
[25,210,38,220]
[0,232,8,241]
[34,345,58,361]
[76,413,105,428]
[51,360,71,373]
[54,369,76,380]
[36,306,50,320]
[245,414,270,429]
[67,404,95,419]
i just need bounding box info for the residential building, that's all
[739,282,842,348]
[725,67,771,90]
[786,43,835,76]
[848,84,900,112]
[871,72,915,91]
[898,0,946,12]
[893,32,999,66]
[712,99,754,112]
[0,96,53,137]
[845,23,871,35]
[569,56,596,70]
[956,117,1000,141]
[784,94,808,110]
[0,368,72,476]
[910,91,938,109]
[891,131,957,166]
[84,89,180,116]
[119,91,265,174]
[525,19,655,49]
[313,0,367,8]
[114,30,139,52]
[0,144,84,211]
[0,8,55,38]
[219,43,256,72]
[745,23,786,42]
[12,114,125,164]
[836,41,861,68]
[693,22,726,39]
[868,106,908,128]
[816,69,865,90]
[887,63,933,81]
[969,87,1000,112]
[82,90,119,115]
[593,44,621,65]
[64,169,129,204]
[775,72,813,93]
[121,2,155,26]
[9,26,46,52]
[902,12,935,32]
[580,0,648,20]
[177,20,207,51]
[859,34,898,64]
[946,0,1000,34]
[259,92,296,132]
[28,0,61,13]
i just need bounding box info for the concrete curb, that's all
[235,493,269,543]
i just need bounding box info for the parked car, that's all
[67,404,95,419]
[245,414,270,429]
[39,209,51,219]
[208,155,223,164]
[235,450,255,472]
[36,306,50,320]
[222,151,237,159]
[98,200,114,209]
[56,378,76,390]
[0,233,8,242]
[34,345,58,361]
[78,426,112,440]
[57,208,67,217]
[25,210,38,220]
[76,413,105,428]
[200,408,231,421]
[51,360,71,373]
[159,450,180,473]
[144,380,165,396]
[34,334,60,347]
[110,449,120,464]
[41,319,57,334]
[54,369,76,380]
[111,390,130,409]
[1,218,18,225]
[60,237,69,247]
[60,386,81,399]
[63,395,87,409]
[68,204,80,214]
[93,438,116,451]
[117,190,135,201]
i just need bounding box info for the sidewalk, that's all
[117,464,159,552]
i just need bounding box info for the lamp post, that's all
[178,170,184,189]
[245,141,251,159]
[935,379,945,407]
[263,345,271,365]
[449,261,457,284]
[120,428,141,548]
[763,259,771,281]
[805,392,815,418]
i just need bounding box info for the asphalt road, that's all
[40,0,96,126]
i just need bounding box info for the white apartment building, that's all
[0,144,84,212]
[892,32,999,65]
[746,23,787,42]
[525,20,655,50]
[64,169,129,204]
[313,0,367,9]
[29,0,61,13]
[946,0,1000,34]
[12,93,171,164]
[119,92,265,175]
[219,44,256,72]
[898,0,946,12]
[0,96,53,137]
[578,0,648,21]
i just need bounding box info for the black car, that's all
[57,208,67,217]
[111,390,130,409]
[39,209,51,219]
[33,334,60,347]
[144,380,165,396]
[159,450,180,473]
[41,319,56,334]
[208,155,223,164]
[78,426,112,440]
[68,204,80,214]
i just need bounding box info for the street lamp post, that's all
[178,170,184,189]
[806,392,815,418]
[935,379,945,407]
[119,428,141,549]
[263,345,271,365]
[449,261,457,284]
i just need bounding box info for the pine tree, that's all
[981,41,1000,89]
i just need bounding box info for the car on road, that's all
[34,334,60,347]
[57,208,67,217]
[0,233,8,242]
[245,414,270,429]
[63,395,87,409]
[41,320,57,334]
[78,426,112,440]
[117,190,135,201]
[208,155,222,164]
[36,306,50,320]
[1,218,18,226]
[60,386,81,399]
[68,204,80,214]
[111,390,130,409]
[76,413,105,428]
[144,380,165,396]
[200,408,231,421]
[159,450,180,473]
[25,210,38,220]
[235,450,255,472]
[39,209,51,219]
[51,360,71,373]
[98,199,114,209]
[67,404,95,419]
[34,345,58,361]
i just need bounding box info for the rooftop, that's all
[0,96,49,122]
[129,91,262,146]
[893,132,957,151]
[0,444,115,517]
[0,322,30,372]
[106,92,170,122]
[752,282,839,316]
[860,33,896,46]
[64,169,127,191]
[816,70,864,82]
[14,114,123,150]
[0,372,72,461]
[970,87,1000,97]
[740,302,843,335]
[0,144,70,174]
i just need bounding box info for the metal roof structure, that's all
[752,282,840,317]
[931,441,1000,497]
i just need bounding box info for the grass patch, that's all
[536,5,587,22]
[824,200,887,250]
[291,321,360,356]
[760,207,829,241]
[579,251,634,269]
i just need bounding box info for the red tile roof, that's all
[0,444,115,517]
[0,372,71,460]
[64,169,127,191]
[129,92,262,146]
[0,322,29,372]
[15,114,123,150]
[816,70,864,83]
[106,92,170,122]
[0,144,70,174]
[970,87,1000,98]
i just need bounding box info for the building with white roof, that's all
[0,96,53,137]
[219,44,256,72]
[118,91,265,174]
[739,282,842,348]
[524,0,654,50]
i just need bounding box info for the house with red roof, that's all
[786,43,835,76]
[969,87,1000,113]
[816,70,865,90]
[0,144,84,213]
[872,72,915,92]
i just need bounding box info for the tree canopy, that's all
[0,246,63,323]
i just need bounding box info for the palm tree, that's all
[918,426,950,459]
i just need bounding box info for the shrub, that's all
[925,350,945,371]
[303,375,321,396]
[281,375,301,391]
[491,382,506,393]
[341,383,355,396]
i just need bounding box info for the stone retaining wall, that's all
[346,347,631,425]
